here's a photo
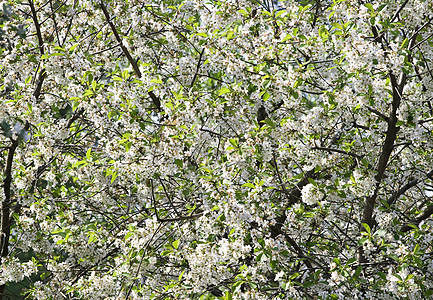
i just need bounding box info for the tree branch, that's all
[29,0,46,101]
[388,169,433,206]
[99,0,141,78]
[0,139,19,298]
[358,32,418,263]
[190,48,205,87]
[400,204,433,232]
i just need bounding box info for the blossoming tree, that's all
[1,0,433,298]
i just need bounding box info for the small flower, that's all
[274,270,285,282]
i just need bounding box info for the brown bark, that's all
[357,30,418,263]
[0,139,19,299]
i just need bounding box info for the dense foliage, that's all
[1,0,433,298]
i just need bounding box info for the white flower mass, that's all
[1,0,433,299]
[301,183,324,206]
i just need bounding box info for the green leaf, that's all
[406,224,419,231]
[88,233,98,244]
[83,89,94,97]
[358,237,368,245]
[364,3,374,11]
[353,266,362,279]
[229,228,235,236]
[238,9,248,16]
[124,141,132,152]
[264,119,274,128]
[122,70,130,79]
[161,250,172,256]
[275,10,285,18]
[173,240,180,250]
[378,271,387,280]
[388,254,399,261]
[333,258,341,266]
[224,291,233,300]
[280,33,292,43]
[218,87,231,96]
[196,32,207,37]
[307,178,317,186]
[232,280,245,289]
[401,38,409,49]
[86,148,91,160]
[331,22,343,30]
[174,159,183,168]
[229,138,238,147]
[242,182,255,188]
[362,223,371,234]
[125,232,134,240]
[178,270,185,282]
[111,172,118,183]
[69,44,79,53]
[258,238,265,248]
[151,78,162,84]
[54,46,65,52]
[361,158,369,168]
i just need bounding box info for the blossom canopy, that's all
[1,0,433,299]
